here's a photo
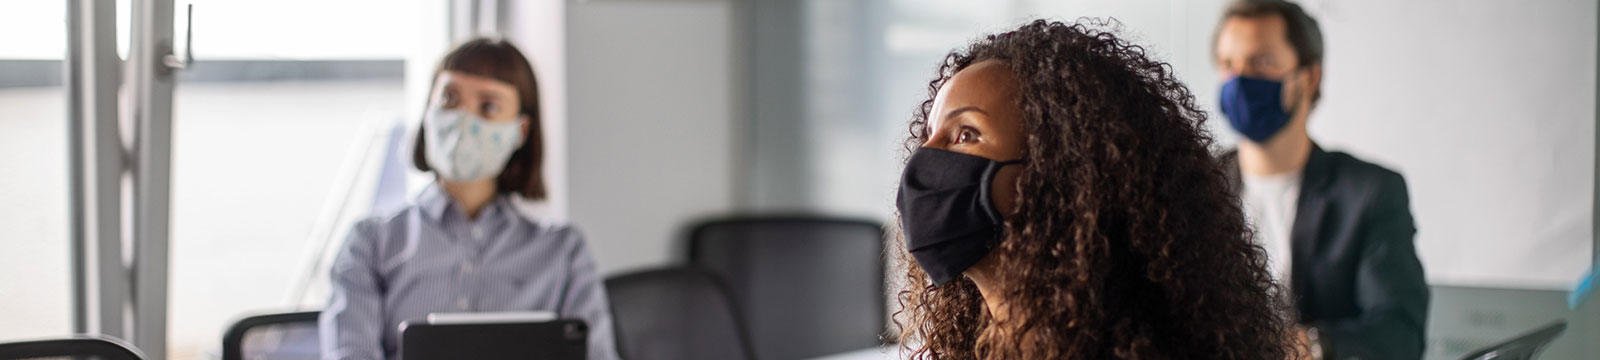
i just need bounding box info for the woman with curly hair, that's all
[894,19,1294,358]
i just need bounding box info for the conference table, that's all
[807,345,902,360]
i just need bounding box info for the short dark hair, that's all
[412,38,547,200]
[1218,0,1324,102]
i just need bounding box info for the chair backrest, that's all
[222,310,322,360]
[1457,320,1567,360]
[605,267,754,360]
[0,335,144,360]
[687,216,886,360]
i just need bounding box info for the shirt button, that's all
[457,297,470,310]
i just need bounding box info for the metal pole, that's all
[128,0,176,357]
[66,0,128,339]
[65,0,86,336]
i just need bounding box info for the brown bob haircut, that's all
[412,38,547,200]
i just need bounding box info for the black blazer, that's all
[1224,144,1429,359]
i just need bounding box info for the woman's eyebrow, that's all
[945,106,987,121]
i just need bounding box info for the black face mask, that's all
[896,147,1025,285]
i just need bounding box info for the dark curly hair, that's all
[892,19,1294,359]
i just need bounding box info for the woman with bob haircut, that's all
[320,38,619,360]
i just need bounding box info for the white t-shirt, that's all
[1241,170,1302,284]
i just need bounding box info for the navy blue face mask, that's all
[1219,75,1294,143]
[896,147,1025,286]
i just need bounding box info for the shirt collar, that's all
[416,183,509,224]
[417,183,453,221]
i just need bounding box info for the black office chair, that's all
[1457,320,1567,360]
[222,310,322,360]
[0,335,144,360]
[605,267,754,360]
[686,216,886,360]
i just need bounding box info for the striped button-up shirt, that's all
[320,185,619,360]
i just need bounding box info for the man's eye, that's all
[956,127,979,144]
[1253,56,1274,70]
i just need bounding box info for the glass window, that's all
[165,1,444,358]
[0,0,72,342]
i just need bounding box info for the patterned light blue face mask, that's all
[423,107,524,182]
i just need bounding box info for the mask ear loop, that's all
[978,158,1028,224]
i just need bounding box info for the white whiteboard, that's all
[1285,0,1594,289]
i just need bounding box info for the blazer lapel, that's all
[1289,143,1332,317]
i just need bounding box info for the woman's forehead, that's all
[438,71,518,95]
[931,61,1018,127]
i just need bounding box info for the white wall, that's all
[504,0,570,222]
[565,0,740,275]
[1298,0,1595,289]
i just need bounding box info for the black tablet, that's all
[400,315,588,360]
[1457,320,1567,360]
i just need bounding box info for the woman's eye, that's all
[481,102,500,116]
[955,127,980,144]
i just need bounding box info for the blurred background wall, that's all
[548,0,1596,287]
[0,0,1594,359]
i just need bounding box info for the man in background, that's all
[1212,1,1429,358]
